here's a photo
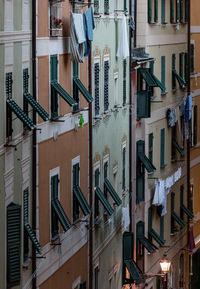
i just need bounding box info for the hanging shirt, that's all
[116,14,129,59]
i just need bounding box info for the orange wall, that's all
[38,125,88,246]
[191,0,200,26]
[40,245,88,289]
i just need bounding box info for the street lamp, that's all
[159,256,171,274]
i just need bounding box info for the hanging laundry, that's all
[70,12,85,63]
[83,7,95,57]
[167,108,176,127]
[116,14,129,59]
[185,93,193,123]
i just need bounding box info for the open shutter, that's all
[161,56,166,93]
[7,203,21,287]
[6,72,13,97]
[193,105,198,146]
[161,0,165,23]
[160,128,165,168]
[148,0,152,23]
[172,54,176,89]
[23,68,29,93]
[170,0,175,22]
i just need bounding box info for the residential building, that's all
[190,0,200,287]
[35,1,92,288]
[129,0,191,288]
[92,0,130,288]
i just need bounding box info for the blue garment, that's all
[185,94,193,123]
[83,7,95,57]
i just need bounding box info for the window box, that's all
[50,28,62,37]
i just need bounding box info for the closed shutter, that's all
[94,169,100,219]
[180,0,183,22]
[104,162,108,180]
[6,72,13,97]
[104,0,109,14]
[148,133,153,163]
[7,203,21,287]
[137,91,150,119]
[170,0,175,23]
[160,128,165,168]
[161,0,165,23]
[123,60,127,106]
[94,0,99,14]
[23,68,29,93]
[160,216,164,240]
[50,55,58,117]
[124,0,127,11]
[149,61,154,74]
[154,0,158,22]
[179,53,183,78]
[73,163,79,187]
[50,55,58,82]
[191,44,194,73]
[94,63,100,116]
[122,147,126,190]
[161,56,165,93]
[185,0,189,22]
[176,0,180,22]
[172,54,176,89]
[193,105,198,146]
[104,61,109,112]
[148,0,152,23]
[184,52,189,83]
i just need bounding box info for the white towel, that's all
[152,180,160,205]
[116,15,129,59]
[72,13,86,44]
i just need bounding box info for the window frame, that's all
[50,167,60,240]
[50,54,59,119]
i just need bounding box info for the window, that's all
[73,62,80,112]
[184,52,189,84]
[161,0,165,23]
[160,128,165,168]
[51,174,59,238]
[94,0,99,14]
[94,266,99,289]
[170,0,181,23]
[136,222,144,259]
[148,133,153,163]
[172,54,186,90]
[6,72,13,140]
[114,73,119,107]
[148,206,165,246]
[148,0,158,23]
[161,56,166,94]
[94,63,100,116]
[104,0,109,14]
[189,184,194,214]
[73,163,80,222]
[171,192,185,234]
[122,147,126,191]
[50,2,63,37]
[123,60,127,106]
[50,54,59,118]
[104,161,108,200]
[171,124,184,161]
[191,43,194,74]
[104,60,109,112]
[23,189,29,263]
[94,169,100,219]
[179,254,184,288]
[180,184,194,220]
[7,203,21,288]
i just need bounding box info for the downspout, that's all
[32,0,37,288]
[88,1,93,289]
[187,0,191,288]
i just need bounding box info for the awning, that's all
[95,187,114,215]
[149,229,165,246]
[51,82,77,107]
[137,235,157,253]
[52,199,71,231]
[73,78,93,103]
[172,139,184,156]
[104,178,122,206]
[172,69,186,88]
[24,92,49,121]
[73,186,91,216]
[7,99,36,131]
[171,212,185,228]
[151,74,166,92]
[181,204,194,219]
[25,223,42,254]
[124,259,141,281]
[139,68,158,87]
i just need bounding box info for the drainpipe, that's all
[187,0,191,288]
[32,0,37,288]
[88,1,93,289]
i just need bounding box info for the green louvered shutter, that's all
[148,0,152,23]
[6,72,13,98]
[122,147,126,190]
[160,216,164,240]
[185,0,189,22]
[154,0,158,22]
[184,52,189,83]
[94,169,100,219]
[73,163,80,221]
[137,91,150,119]
[124,0,127,11]
[180,0,183,22]
[179,53,183,78]
[73,62,79,112]
[172,54,176,89]
[50,55,58,118]
[123,60,127,106]
[7,203,21,287]
[161,0,165,23]
[94,0,99,14]
[104,61,109,112]
[149,61,154,74]
[149,133,153,163]
[23,68,29,93]
[51,175,59,238]
[170,0,175,23]
[104,0,109,15]
[160,128,165,168]
[191,44,194,73]
[94,63,100,116]
[161,56,165,93]
[193,105,198,146]
[176,0,180,22]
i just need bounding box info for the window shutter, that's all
[176,0,180,22]
[94,0,99,14]
[123,232,133,261]
[161,56,165,93]
[73,163,80,187]
[104,0,109,15]
[179,53,183,78]
[149,61,154,74]
[160,128,165,168]
[50,55,58,82]
[154,0,158,22]
[124,0,127,11]
[6,72,13,97]
[185,0,188,22]
[170,0,175,23]
[7,203,21,287]
[94,63,100,116]
[73,62,79,112]
[136,141,145,203]
[148,133,153,163]
[95,169,100,187]
[184,52,189,83]
[160,216,164,240]
[50,55,58,117]
[148,0,152,23]
[137,91,150,119]
[148,207,152,232]
[172,54,176,89]
[104,61,109,112]
[123,60,127,106]
[161,0,165,23]
[104,162,108,179]
[193,105,198,146]
[23,69,29,93]
[180,0,183,22]
[191,44,194,73]
[122,147,126,190]
[51,175,59,200]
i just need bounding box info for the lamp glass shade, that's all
[160,258,171,273]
